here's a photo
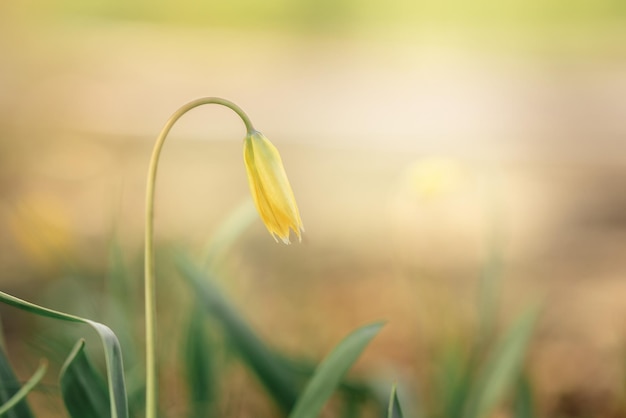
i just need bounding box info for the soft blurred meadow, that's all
[2,1,626,417]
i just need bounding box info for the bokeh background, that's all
[2,1,626,416]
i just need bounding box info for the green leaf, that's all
[288,322,384,418]
[0,360,46,417]
[0,343,36,418]
[463,307,539,418]
[387,384,404,418]
[176,254,301,412]
[104,240,141,367]
[201,199,257,270]
[513,374,535,418]
[0,291,129,418]
[436,343,473,418]
[184,305,218,418]
[60,339,111,418]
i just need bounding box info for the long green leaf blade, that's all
[289,322,384,418]
[176,255,301,412]
[201,199,257,270]
[60,339,111,418]
[513,374,535,418]
[184,305,218,418]
[464,307,539,418]
[387,384,404,418]
[0,344,35,418]
[0,291,128,418]
[0,360,47,417]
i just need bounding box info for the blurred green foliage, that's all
[0,197,545,418]
[0,343,37,418]
[60,340,112,418]
[14,0,626,30]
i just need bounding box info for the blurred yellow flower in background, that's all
[406,157,464,201]
[5,194,74,270]
[243,130,303,244]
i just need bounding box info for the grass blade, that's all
[201,199,257,270]
[513,374,535,418]
[464,307,539,418]
[60,339,111,418]
[0,360,47,417]
[436,343,473,418]
[0,344,36,418]
[176,254,301,412]
[387,384,404,418]
[288,322,384,418]
[0,291,128,418]
[184,305,218,418]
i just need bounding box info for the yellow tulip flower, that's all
[243,130,303,244]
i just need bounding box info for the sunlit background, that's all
[2,1,626,416]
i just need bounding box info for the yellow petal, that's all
[243,131,303,243]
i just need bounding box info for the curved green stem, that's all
[144,97,254,418]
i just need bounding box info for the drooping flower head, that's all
[243,130,303,244]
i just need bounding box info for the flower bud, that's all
[243,131,303,243]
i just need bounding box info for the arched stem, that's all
[144,97,254,418]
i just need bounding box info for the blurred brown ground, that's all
[2,14,626,417]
